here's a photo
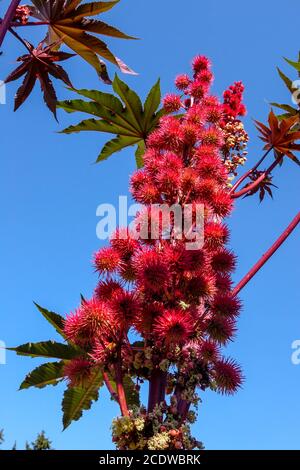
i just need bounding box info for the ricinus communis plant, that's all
[10,55,300,450]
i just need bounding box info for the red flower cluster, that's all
[223,81,246,119]
[63,56,243,399]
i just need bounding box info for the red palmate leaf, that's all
[5,41,75,118]
[255,110,300,165]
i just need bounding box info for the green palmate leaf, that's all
[123,375,140,407]
[62,369,103,429]
[97,136,141,162]
[34,302,65,338]
[59,77,163,166]
[8,341,81,360]
[20,361,65,390]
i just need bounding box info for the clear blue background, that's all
[0,0,299,450]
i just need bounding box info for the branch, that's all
[230,147,273,194]
[232,211,300,296]
[231,154,281,199]
[0,0,21,47]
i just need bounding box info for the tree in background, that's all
[10,49,300,449]
[0,430,52,450]
[25,431,52,450]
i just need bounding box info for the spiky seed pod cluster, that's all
[63,56,245,449]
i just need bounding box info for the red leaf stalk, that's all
[232,154,281,199]
[230,147,273,194]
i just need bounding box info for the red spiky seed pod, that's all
[119,260,137,283]
[184,275,215,302]
[133,182,160,204]
[94,280,123,301]
[179,249,206,273]
[205,105,223,124]
[133,249,170,293]
[109,290,141,328]
[64,298,113,345]
[204,222,230,250]
[211,249,236,273]
[153,309,194,346]
[197,69,213,86]
[192,55,211,73]
[205,316,237,344]
[93,247,121,275]
[215,273,233,292]
[197,178,218,201]
[201,127,224,147]
[163,94,182,113]
[133,302,164,334]
[175,74,191,90]
[189,80,208,99]
[199,340,220,362]
[213,358,243,395]
[211,293,242,317]
[110,228,139,260]
[211,191,233,218]
[186,104,206,126]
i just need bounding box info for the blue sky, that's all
[0,0,299,450]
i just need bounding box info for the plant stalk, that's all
[103,371,119,403]
[147,369,167,412]
[114,360,129,417]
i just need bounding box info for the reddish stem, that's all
[230,147,273,194]
[114,360,129,417]
[232,211,300,296]
[232,155,281,199]
[0,0,21,47]
[103,371,118,403]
